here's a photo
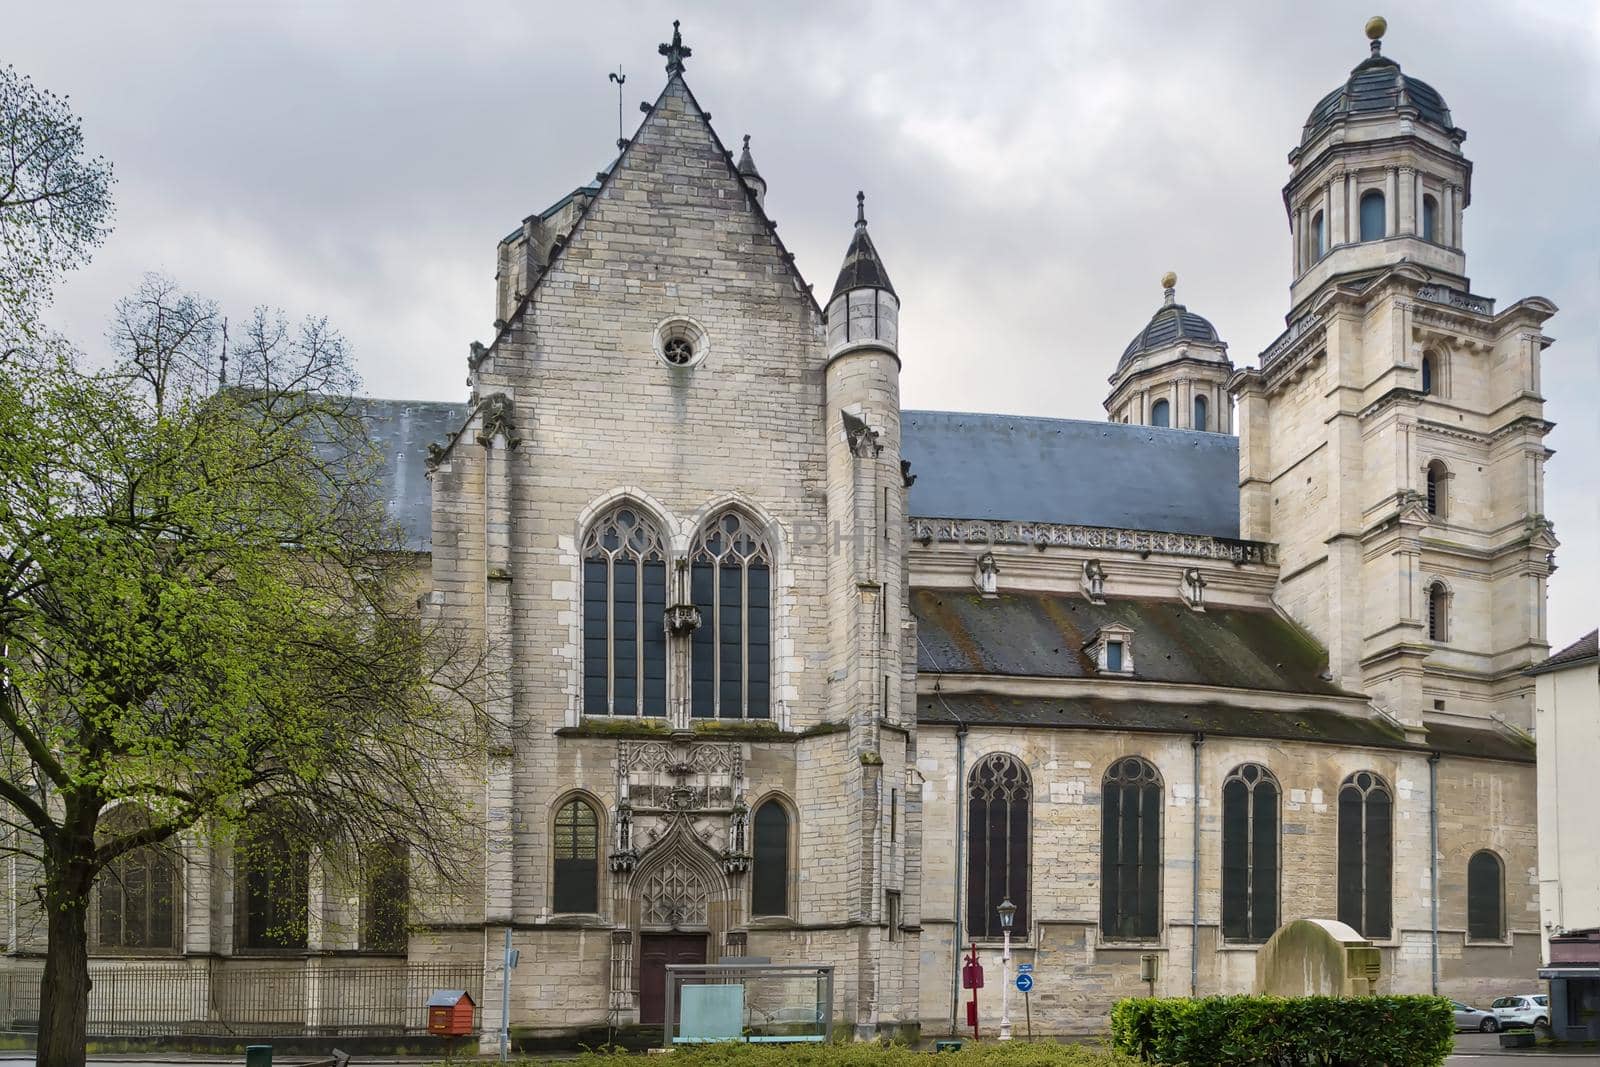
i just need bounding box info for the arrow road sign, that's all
[1015,972,1034,993]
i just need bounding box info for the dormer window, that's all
[1085,624,1136,676]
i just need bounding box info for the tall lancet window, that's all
[690,510,772,719]
[1102,756,1163,939]
[1337,771,1392,940]
[583,505,668,716]
[1221,764,1279,942]
[967,753,1030,939]
[1193,394,1209,432]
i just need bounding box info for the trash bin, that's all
[245,1045,272,1067]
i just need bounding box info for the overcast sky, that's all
[11,0,1597,646]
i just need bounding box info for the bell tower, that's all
[1231,17,1559,731]
[1285,16,1471,315]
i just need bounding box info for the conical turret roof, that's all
[830,192,896,303]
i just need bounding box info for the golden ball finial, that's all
[1365,15,1387,41]
[1160,271,1178,290]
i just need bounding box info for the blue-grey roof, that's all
[902,410,1240,539]
[1119,302,1222,366]
[360,398,470,552]
[1302,54,1457,148]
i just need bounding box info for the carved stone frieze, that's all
[910,519,1276,565]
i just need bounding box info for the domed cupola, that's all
[1283,16,1473,312]
[1296,29,1462,155]
[1105,273,1233,433]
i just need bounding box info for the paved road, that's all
[1446,1031,1600,1063]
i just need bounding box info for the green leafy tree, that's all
[0,66,487,1067]
[0,64,113,352]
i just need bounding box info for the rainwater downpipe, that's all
[1191,732,1204,998]
[951,720,968,1034]
[1429,751,1440,995]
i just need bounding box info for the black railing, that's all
[0,961,483,1036]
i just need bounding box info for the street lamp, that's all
[997,898,1017,1041]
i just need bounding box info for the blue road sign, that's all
[1015,972,1034,993]
[1016,963,1033,973]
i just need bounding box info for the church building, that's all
[0,17,1560,1042]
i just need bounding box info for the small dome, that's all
[1119,282,1221,367]
[1300,52,1457,150]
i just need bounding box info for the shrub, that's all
[1110,994,1454,1067]
[574,1039,1132,1067]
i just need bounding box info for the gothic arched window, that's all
[1221,764,1279,942]
[690,510,772,719]
[362,840,408,953]
[553,797,600,914]
[92,807,181,952]
[1422,194,1439,242]
[583,504,668,716]
[1337,771,1392,940]
[1428,582,1450,642]
[1312,210,1326,258]
[1467,850,1504,941]
[1150,400,1170,428]
[235,805,310,951]
[967,753,1030,939]
[1360,190,1386,241]
[1193,394,1209,432]
[751,799,790,917]
[1425,460,1448,518]
[1102,757,1163,939]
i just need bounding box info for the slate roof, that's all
[1302,54,1458,149]
[830,220,896,302]
[1524,630,1599,676]
[1119,302,1222,367]
[359,397,470,552]
[916,694,1534,764]
[901,410,1241,539]
[913,588,1345,697]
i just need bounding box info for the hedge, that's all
[1110,995,1455,1067]
[575,1041,1133,1066]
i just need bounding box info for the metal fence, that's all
[0,961,483,1036]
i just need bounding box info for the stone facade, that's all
[0,19,1561,1043]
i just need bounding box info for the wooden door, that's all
[638,933,707,1026]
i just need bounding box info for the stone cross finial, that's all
[660,19,692,75]
[856,190,867,228]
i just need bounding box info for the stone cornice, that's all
[914,672,1367,714]
[908,517,1277,566]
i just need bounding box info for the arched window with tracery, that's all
[690,510,772,719]
[1467,850,1504,941]
[751,799,790,917]
[1428,582,1450,642]
[1221,764,1279,942]
[583,504,668,716]
[1102,757,1163,939]
[1193,394,1209,432]
[1425,460,1448,518]
[1150,399,1170,428]
[362,840,408,953]
[235,805,310,951]
[967,753,1030,939]
[1337,771,1392,940]
[553,797,600,914]
[92,807,181,952]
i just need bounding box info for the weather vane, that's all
[608,66,627,150]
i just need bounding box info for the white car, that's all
[1490,994,1549,1029]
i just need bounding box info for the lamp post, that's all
[997,898,1016,1041]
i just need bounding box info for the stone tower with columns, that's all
[1230,16,1559,729]
[1105,271,1234,432]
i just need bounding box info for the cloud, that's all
[11,0,1597,643]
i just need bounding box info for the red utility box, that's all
[426,989,476,1036]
